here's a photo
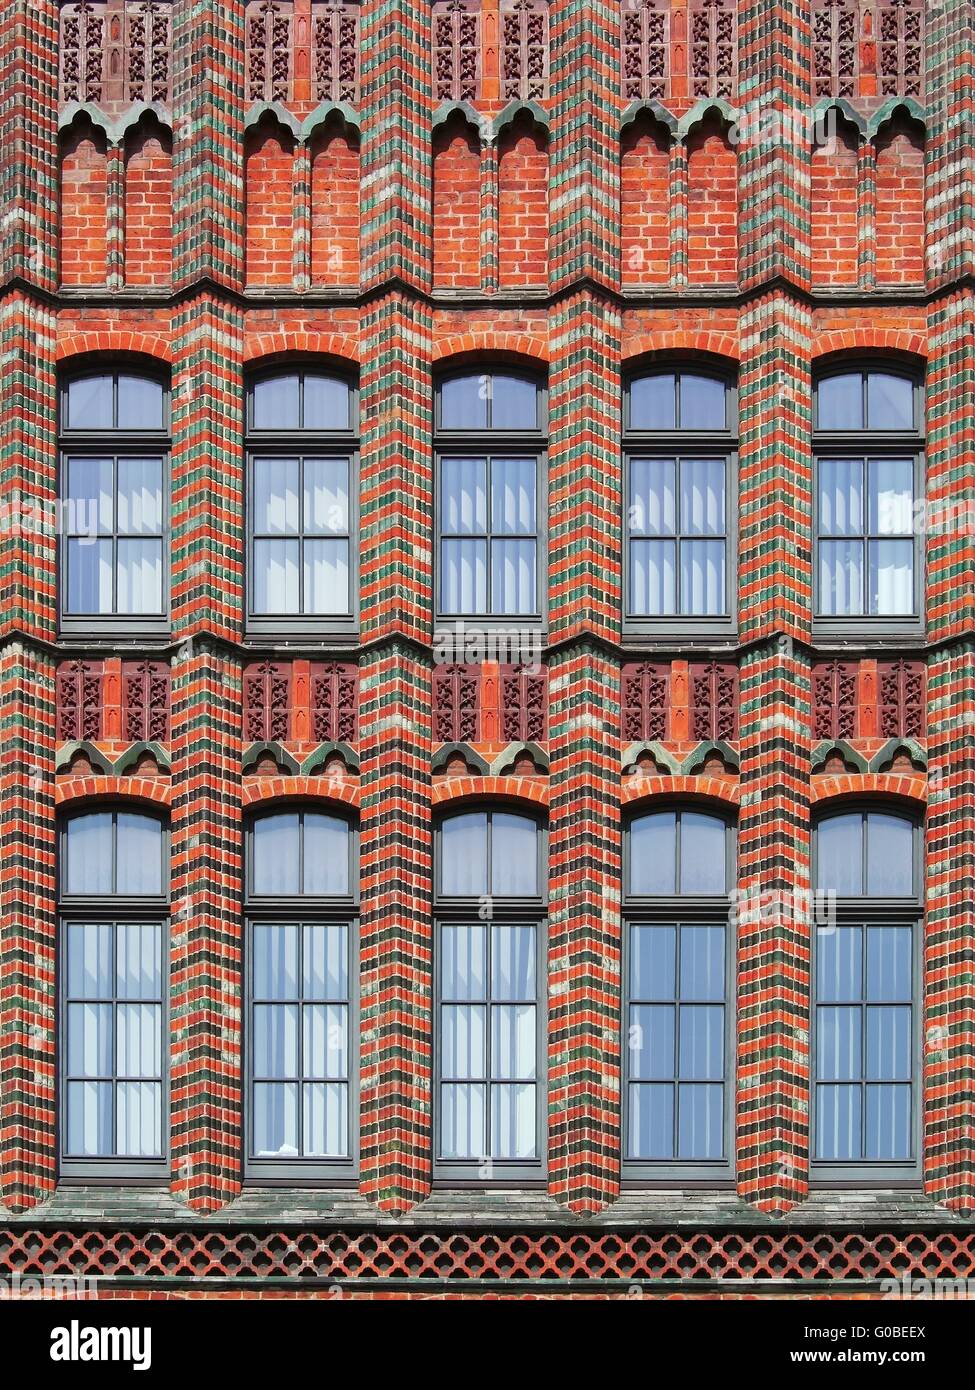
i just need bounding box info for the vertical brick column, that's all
[923,0,975,1210]
[0,0,58,289]
[736,292,814,1212]
[547,289,623,1212]
[0,292,58,1211]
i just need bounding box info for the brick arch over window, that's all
[812,334,926,365]
[621,776,741,810]
[55,777,173,809]
[433,333,549,366]
[243,332,360,365]
[57,333,173,365]
[621,332,739,366]
[431,777,550,811]
[241,777,361,811]
[809,775,927,808]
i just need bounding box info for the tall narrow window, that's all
[246,368,358,638]
[435,809,546,1181]
[435,370,546,630]
[59,369,169,635]
[245,808,358,1179]
[623,806,735,1178]
[624,367,737,637]
[58,808,168,1179]
[813,808,921,1180]
[814,365,923,634]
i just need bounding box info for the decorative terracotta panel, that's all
[59,0,172,111]
[689,660,738,741]
[434,663,480,743]
[500,662,547,741]
[622,661,670,742]
[433,0,480,102]
[812,660,859,740]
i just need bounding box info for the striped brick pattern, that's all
[0,0,59,289]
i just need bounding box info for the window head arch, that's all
[627,367,734,433]
[815,807,918,898]
[248,367,355,433]
[248,808,355,899]
[627,806,733,897]
[815,365,920,433]
[63,369,167,433]
[62,808,166,898]
[438,808,542,898]
[437,369,543,433]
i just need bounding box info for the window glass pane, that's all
[441,457,487,535]
[67,1080,113,1156]
[869,458,914,534]
[864,1084,911,1160]
[252,814,300,895]
[491,456,536,534]
[630,1003,675,1080]
[680,926,724,1001]
[628,1083,673,1159]
[302,375,350,430]
[491,813,538,895]
[490,538,536,614]
[629,812,677,895]
[303,457,349,535]
[253,375,300,430]
[116,813,163,896]
[253,925,299,999]
[817,924,862,1003]
[866,1006,911,1081]
[441,1083,486,1158]
[441,375,489,430]
[66,539,113,614]
[304,1003,347,1080]
[630,539,676,615]
[817,1084,861,1160]
[491,1083,536,1157]
[66,456,113,534]
[630,457,676,535]
[492,925,535,1001]
[116,1003,161,1077]
[680,539,726,616]
[818,373,863,430]
[253,457,300,535]
[117,376,164,431]
[302,813,350,895]
[631,925,676,999]
[491,375,538,430]
[117,923,161,999]
[254,539,300,613]
[304,924,348,1000]
[253,1082,299,1157]
[866,373,914,431]
[440,814,488,896]
[630,374,676,431]
[442,925,487,1001]
[492,1004,535,1079]
[441,538,487,613]
[865,813,914,896]
[678,1083,723,1159]
[67,1002,112,1076]
[866,926,912,1000]
[116,1081,161,1156]
[67,375,113,430]
[679,374,726,429]
[117,539,164,614]
[254,1004,299,1078]
[442,1005,486,1079]
[117,457,163,535]
[65,812,113,895]
[868,539,914,615]
[680,457,725,535]
[304,1083,348,1157]
[819,539,864,616]
[679,812,727,894]
[818,1005,861,1080]
[816,813,862,894]
[68,923,113,998]
[819,458,863,536]
[304,538,350,614]
[678,1004,723,1080]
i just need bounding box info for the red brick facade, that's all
[0,0,972,1298]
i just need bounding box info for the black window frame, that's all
[623,366,739,643]
[243,805,359,1184]
[621,804,737,1184]
[813,362,925,640]
[433,806,548,1186]
[434,368,548,642]
[58,368,172,640]
[810,804,923,1186]
[57,806,170,1183]
[245,365,360,643]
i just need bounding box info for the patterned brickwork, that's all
[0,0,59,289]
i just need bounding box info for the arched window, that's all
[246,367,358,637]
[624,367,737,635]
[814,364,923,632]
[58,808,168,1178]
[434,808,545,1181]
[245,808,357,1179]
[435,369,546,636]
[812,807,921,1179]
[59,368,169,634]
[623,806,734,1177]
